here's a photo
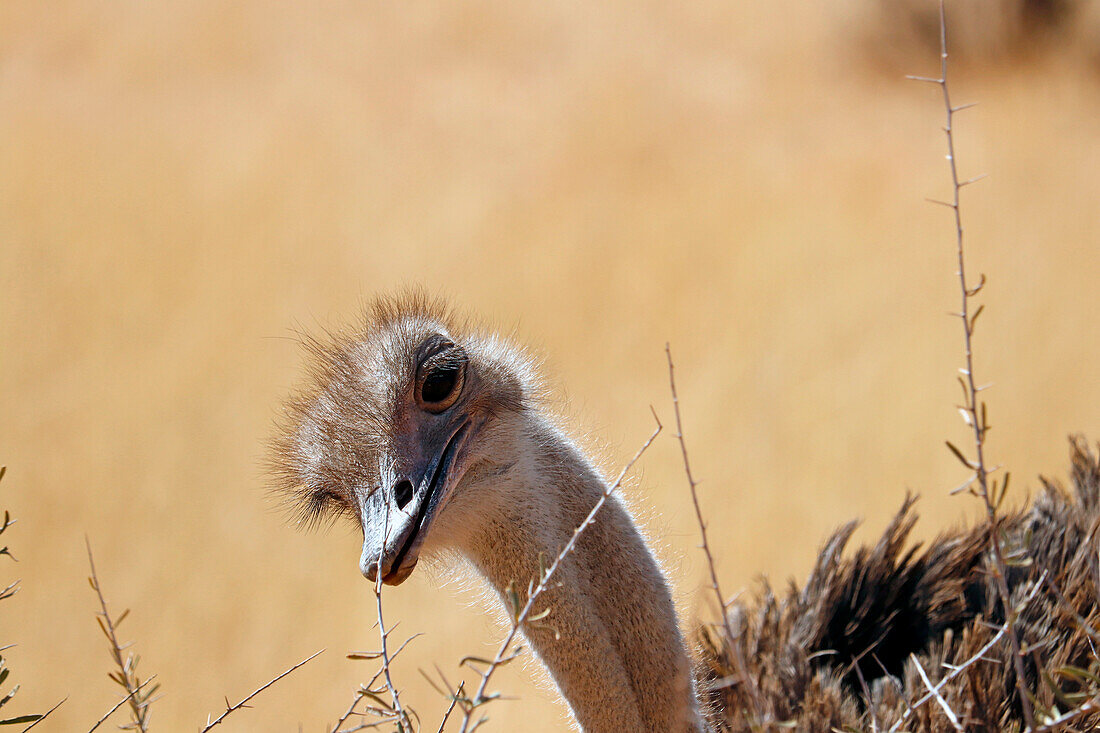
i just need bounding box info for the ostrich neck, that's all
[460,417,704,733]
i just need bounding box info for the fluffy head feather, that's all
[267,291,541,533]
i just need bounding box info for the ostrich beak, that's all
[359,421,470,585]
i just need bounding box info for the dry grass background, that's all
[2,1,1100,730]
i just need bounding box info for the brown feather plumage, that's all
[699,438,1100,732]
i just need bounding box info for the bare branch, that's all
[1031,697,1100,732]
[911,654,962,731]
[87,676,158,733]
[18,697,66,733]
[335,501,428,733]
[331,687,368,733]
[198,649,323,732]
[915,1,1036,726]
[86,539,153,733]
[665,344,763,723]
[370,503,411,730]
[889,571,1047,732]
[436,680,465,733]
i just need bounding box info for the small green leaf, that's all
[460,656,494,670]
[0,685,19,708]
[506,586,520,623]
[945,441,977,469]
[0,714,42,725]
[346,651,382,660]
[1055,665,1100,686]
[969,304,984,330]
[528,608,552,622]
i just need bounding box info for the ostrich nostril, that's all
[394,479,414,510]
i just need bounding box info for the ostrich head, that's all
[270,294,535,585]
[272,294,704,732]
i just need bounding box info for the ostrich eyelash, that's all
[297,488,353,530]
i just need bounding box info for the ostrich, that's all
[271,293,703,732]
[272,293,1100,732]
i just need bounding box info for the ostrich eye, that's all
[416,343,467,412]
[422,366,459,404]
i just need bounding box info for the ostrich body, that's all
[272,295,702,733]
[272,294,1100,731]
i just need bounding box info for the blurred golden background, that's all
[3,1,1100,730]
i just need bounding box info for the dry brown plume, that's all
[700,438,1100,731]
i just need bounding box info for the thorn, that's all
[906,75,944,84]
[925,198,957,209]
[959,173,989,187]
[952,101,979,113]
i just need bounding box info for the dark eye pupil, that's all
[422,366,458,404]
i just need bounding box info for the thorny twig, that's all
[86,539,154,733]
[198,649,323,732]
[889,573,1045,731]
[332,654,400,731]
[1030,697,1100,732]
[665,344,763,724]
[18,696,66,733]
[335,499,424,732]
[86,676,157,733]
[370,502,413,731]
[890,627,1005,731]
[908,1,1036,728]
[332,670,393,733]
[435,680,464,733]
[911,653,963,731]
[0,465,52,731]
[413,666,468,733]
[332,688,369,732]
[454,413,663,732]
